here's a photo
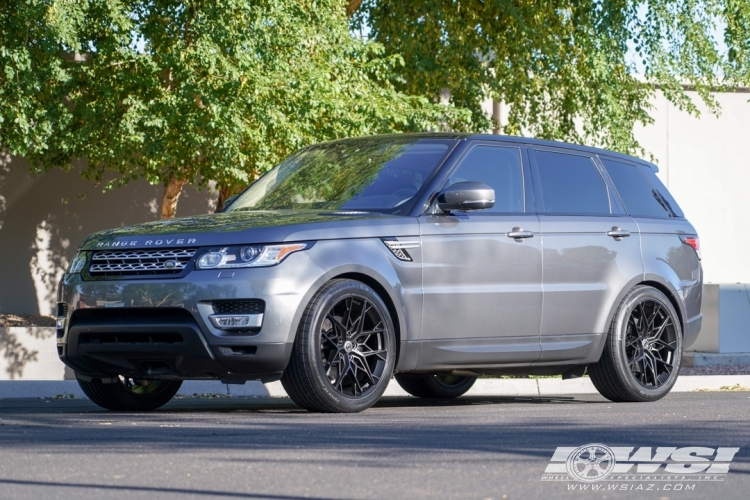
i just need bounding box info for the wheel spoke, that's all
[326,314,346,339]
[647,303,661,332]
[352,326,384,342]
[643,351,659,386]
[623,298,680,389]
[343,297,354,331]
[648,316,671,341]
[352,352,380,386]
[318,292,389,398]
[358,348,388,361]
[636,303,648,336]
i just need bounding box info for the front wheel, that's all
[589,285,682,402]
[281,279,396,413]
[77,375,182,411]
[395,373,477,398]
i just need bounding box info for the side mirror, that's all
[220,194,240,213]
[437,182,495,212]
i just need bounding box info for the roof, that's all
[466,134,660,172]
[324,133,659,172]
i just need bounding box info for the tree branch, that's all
[346,0,363,18]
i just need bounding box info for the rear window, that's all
[602,159,675,218]
[636,165,684,218]
[534,150,610,215]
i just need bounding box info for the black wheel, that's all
[76,375,182,411]
[395,373,477,398]
[589,285,682,402]
[281,279,396,413]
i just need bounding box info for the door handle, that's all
[607,226,631,241]
[507,227,534,241]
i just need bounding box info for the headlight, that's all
[195,243,309,269]
[68,252,88,273]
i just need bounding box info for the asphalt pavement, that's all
[0,391,748,500]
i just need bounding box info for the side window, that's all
[636,165,685,218]
[447,145,524,213]
[534,150,610,215]
[601,159,673,218]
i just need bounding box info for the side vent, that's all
[382,239,420,262]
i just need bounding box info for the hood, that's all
[79,210,418,250]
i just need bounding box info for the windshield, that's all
[227,137,455,215]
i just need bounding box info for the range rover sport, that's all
[56,134,702,413]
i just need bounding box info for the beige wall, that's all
[0,155,216,315]
[634,90,750,284]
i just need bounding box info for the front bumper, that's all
[56,252,325,380]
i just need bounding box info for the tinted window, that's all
[447,145,524,213]
[534,151,610,215]
[602,159,673,218]
[636,165,685,218]
[229,138,453,214]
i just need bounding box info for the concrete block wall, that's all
[686,284,750,354]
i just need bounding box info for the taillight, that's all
[680,235,701,260]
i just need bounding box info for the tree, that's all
[0,1,471,219]
[351,0,750,155]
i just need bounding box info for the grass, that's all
[694,384,750,392]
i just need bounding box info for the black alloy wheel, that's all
[589,285,682,402]
[319,296,389,398]
[395,372,477,398]
[624,299,678,388]
[281,279,396,413]
[76,375,182,411]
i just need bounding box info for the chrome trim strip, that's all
[382,239,420,262]
[383,240,421,249]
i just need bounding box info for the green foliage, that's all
[352,0,750,155]
[0,1,471,204]
[4,0,750,211]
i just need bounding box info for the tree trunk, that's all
[160,177,188,219]
[215,184,236,213]
[346,0,363,18]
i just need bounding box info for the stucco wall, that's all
[634,90,750,284]
[0,155,216,315]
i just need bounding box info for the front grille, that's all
[212,300,265,315]
[79,332,184,345]
[87,248,197,277]
[71,307,194,323]
[57,302,68,317]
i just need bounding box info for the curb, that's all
[1,375,749,400]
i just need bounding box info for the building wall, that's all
[1,90,748,316]
[0,155,216,315]
[634,90,750,284]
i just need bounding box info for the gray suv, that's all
[56,134,702,413]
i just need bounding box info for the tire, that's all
[395,373,477,398]
[589,285,683,402]
[77,375,182,411]
[281,279,397,413]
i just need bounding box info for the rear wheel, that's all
[77,375,182,411]
[395,373,477,398]
[589,286,682,402]
[281,279,396,413]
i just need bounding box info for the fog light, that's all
[209,313,263,330]
[215,316,251,328]
[56,317,66,330]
